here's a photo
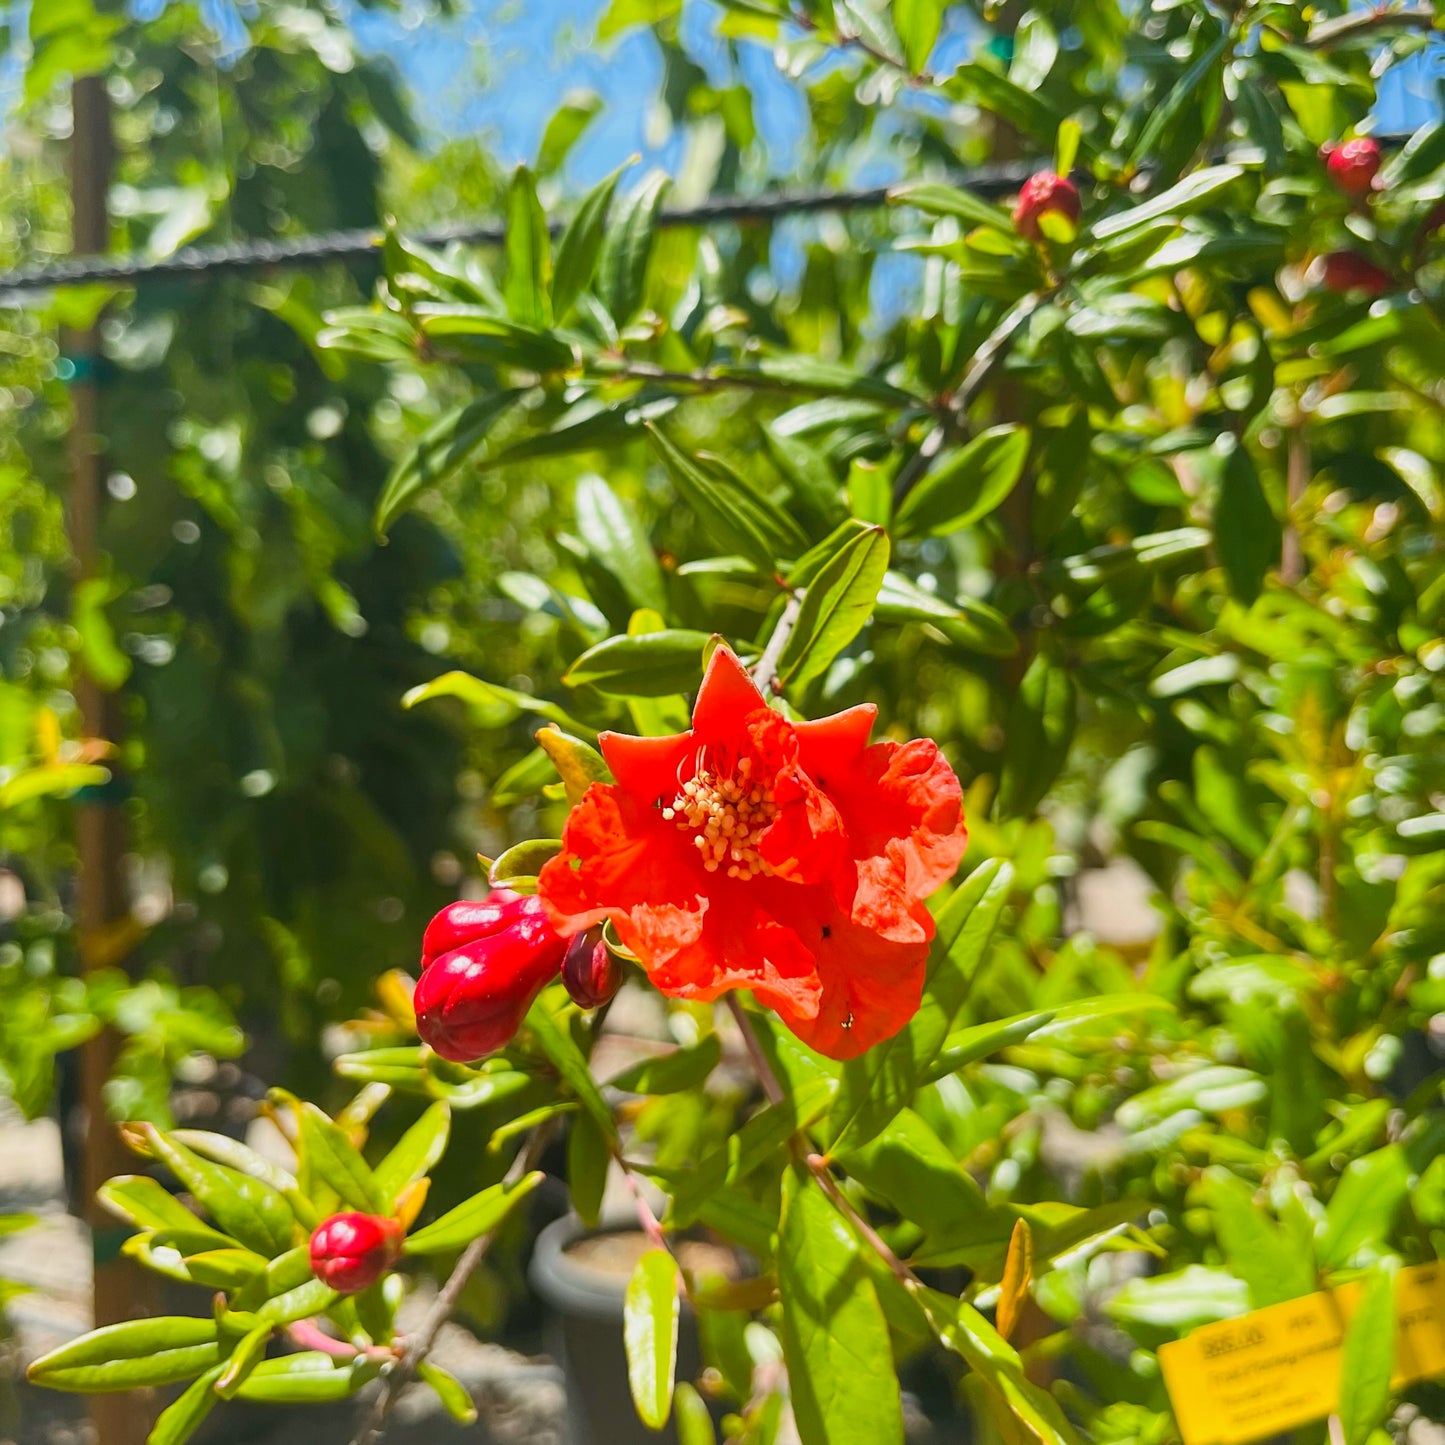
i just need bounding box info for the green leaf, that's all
[26,1317,222,1393]
[489,837,562,891]
[1317,1147,1410,1270]
[576,473,667,613]
[504,165,551,327]
[214,1322,273,1400]
[99,1175,223,1236]
[231,1246,315,1314]
[674,1381,718,1445]
[776,526,889,692]
[253,1277,337,1327]
[607,1034,721,1095]
[553,163,628,320]
[568,1110,611,1229]
[894,426,1030,538]
[564,630,713,696]
[1127,32,1229,173]
[624,1249,681,1430]
[892,0,942,73]
[527,992,619,1142]
[1090,165,1244,244]
[890,180,1015,234]
[927,1010,1056,1081]
[537,90,603,177]
[297,1104,386,1216]
[918,1288,1078,1445]
[953,62,1071,153]
[997,652,1077,817]
[777,1163,904,1445]
[232,1352,381,1403]
[763,425,848,531]
[374,391,523,536]
[1215,440,1280,605]
[403,670,591,736]
[373,1102,451,1209]
[825,860,1013,1154]
[146,1364,225,1445]
[875,572,1018,658]
[1202,1169,1316,1309]
[598,170,669,324]
[402,1171,545,1255]
[137,1125,296,1258]
[1339,1268,1397,1445]
[597,0,681,41]
[418,1360,480,1425]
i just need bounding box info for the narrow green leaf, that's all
[1090,165,1244,244]
[997,652,1076,817]
[526,993,618,1142]
[489,837,562,891]
[607,1035,721,1095]
[27,1317,222,1393]
[537,90,603,177]
[893,0,942,73]
[778,1164,904,1445]
[894,426,1030,538]
[674,1381,718,1445]
[576,473,667,613]
[890,180,1015,234]
[564,630,713,697]
[232,1352,380,1403]
[1317,1147,1411,1269]
[418,1360,480,1425]
[1338,1268,1397,1445]
[146,1364,225,1445]
[1127,32,1229,173]
[598,170,669,324]
[875,572,1017,658]
[624,1249,681,1430]
[1215,440,1280,605]
[374,391,522,536]
[297,1104,386,1216]
[373,1103,451,1209]
[776,526,889,692]
[403,670,592,737]
[504,165,551,327]
[763,425,848,530]
[553,163,628,320]
[99,1175,224,1237]
[214,1322,273,1400]
[568,1110,611,1229]
[1203,1169,1316,1310]
[402,1171,545,1255]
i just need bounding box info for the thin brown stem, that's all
[751,592,804,699]
[350,1120,557,1445]
[804,1153,915,1286]
[1302,4,1435,47]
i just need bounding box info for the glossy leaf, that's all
[27,1317,222,1393]
[607,1034,721,1095]
[575,472,667,614]
[1215,439,1280,605]
[553,163,627,320]
[504,164,551,328]
[624,1249,680,1431]
[297,1104,386,1216]
[776,525,889,692]
[893,425,1030,539]
[564,629,714,696]
[418,1360,480,1425]
[568,1109,611,1229]
[598,170,669,323]
[402,1171,545,1255]
[373,1102,451,1209]
[1338,1267,1396,1445]
[777,1163,904,1445]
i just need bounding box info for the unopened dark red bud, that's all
[420,891,522,968]
[414,894,566,1062]
[562,930,623,1010]
[1322,138,1381,199]
[1316,250,1392,297]
[1012,171,1081,242]
[308,1212,404,1295]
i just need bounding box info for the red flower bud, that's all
[562,930,623,1010]
[1012,171,1081,242]
[308,1212,403,1295]
[1321,138,1381,199]
[420,890,522,968]
[414,894,567,1062]
[1315,250,1392,297]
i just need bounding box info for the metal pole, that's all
[68,68,157,1445]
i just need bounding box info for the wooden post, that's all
[69,68,157,1445]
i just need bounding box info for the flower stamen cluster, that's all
[662,753,778,878]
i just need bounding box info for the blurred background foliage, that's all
[2,0,1445,1439]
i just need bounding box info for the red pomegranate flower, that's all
[1012,171,1081,242]
[1321,138,1381,199]
[537,646,968,1059]
[309,1212,404,1295]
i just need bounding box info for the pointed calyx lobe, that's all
[538,646,968,1059]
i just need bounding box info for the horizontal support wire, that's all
[0,162,1039,303]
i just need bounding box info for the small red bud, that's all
[420,890,522,968]
[414,894,567,1061]
[1315,250,1392,297]
[1321,138,1381,199]
[308,1212,404,1295]
[1012,171,1081,242]
[562,929,623,1010]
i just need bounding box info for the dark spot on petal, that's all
[820,925,831,939]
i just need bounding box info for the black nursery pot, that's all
[529,1214,721,1445]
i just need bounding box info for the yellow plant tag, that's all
[1160,1261,1445,1445]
